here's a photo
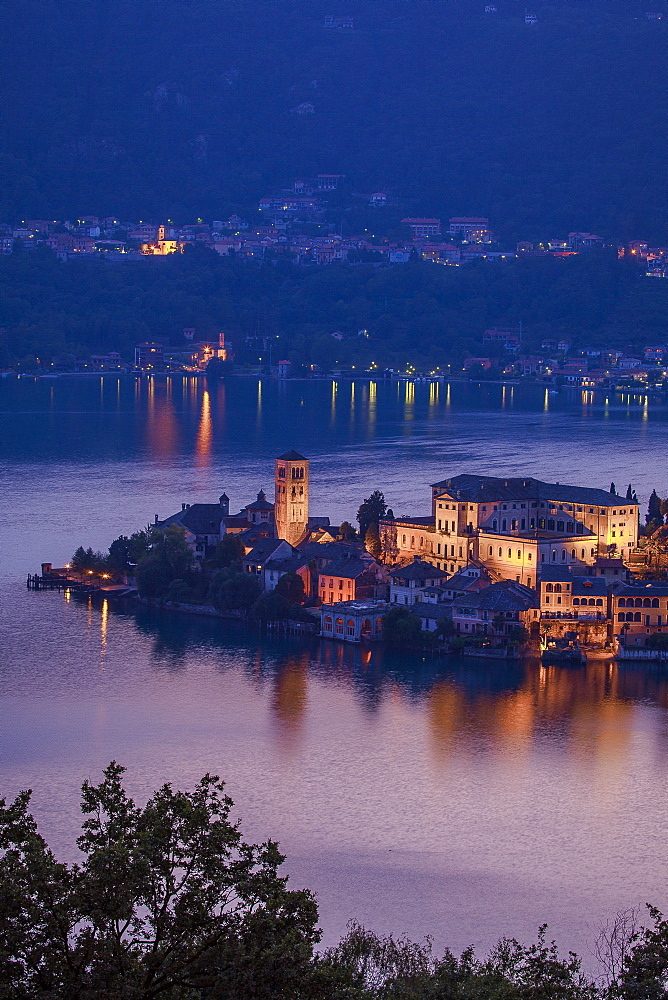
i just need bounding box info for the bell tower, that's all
[275,451,309,545]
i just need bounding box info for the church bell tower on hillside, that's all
[274,451,309,545]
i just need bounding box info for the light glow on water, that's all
[1,375,668,967]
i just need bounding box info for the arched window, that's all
[557,520,564,532]
[361,619,371,636]
[561,551,567,561]
[335,617,344,634]
[571,549,576,559]
[635,598,643,608]
[489,546,493,555]
[652,598,660,608]
[573,598,580,605]
[402,535,406,546]
[617,612,624,621]
[546,583,553,593]
[589,598,596,606]
[508,548,512,558]
[643,598,651,607]
[634,612,641,622]
[596,598,603,606]
[591,548,596,557]
[502,519,507,530]
[346,619,355,637]
[324,616,333,631]
[493,519,498,531]
[554,584,562,593]
[499,547,503,557]
[619,598,626,607]
[517,550,521,559]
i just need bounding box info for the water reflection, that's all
[126,601,668,768]
[195,389,212,466]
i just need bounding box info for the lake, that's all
[1,374,667,968]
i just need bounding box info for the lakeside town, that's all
[34,451,668,664]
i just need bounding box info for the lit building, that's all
[134,342,164,370]
[612,582,668,647]
[141,224,184,255]
[274,451,309,546]
[448,217,492,242]
[380,475,639,585]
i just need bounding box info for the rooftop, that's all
[432,474,635,509]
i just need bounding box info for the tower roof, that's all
[277,450,307,462]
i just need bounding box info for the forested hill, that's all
[1,0,665,242]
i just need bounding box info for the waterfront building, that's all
[380,475,639,585]
[612,582,668,647]
[320,601,390,642]
[539,567,608,620]
[134,342,164,370]
[274,451,309,545]
[450,581,539,637]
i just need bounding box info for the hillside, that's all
[1,0,665,242]
[1,248,665,371]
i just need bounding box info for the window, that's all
[554,584,562,593]
[346,620,355,637]
[557,520,564,532]
[517,550,521,559]
[574,598,580,606]
[546,583,553,593]
[652,599,660,608]
[335,617,344,634]
[617,612,624,621]
[596,599,603,606]
[489,546,493,555]
[561,551,567,561]
[324,616,333,631]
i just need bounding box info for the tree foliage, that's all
[208,569,261,612]
[275,572,305,605]
[0,763,323,1000]
[382,606,423,648]
[357,491,387,542]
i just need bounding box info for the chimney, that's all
[182,503,186,510]
[154,514,159,524]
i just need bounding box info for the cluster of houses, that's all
[5,200,664,277]
[464,332,668,387]
[154,452,667,656]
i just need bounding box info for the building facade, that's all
[274,451,310,545]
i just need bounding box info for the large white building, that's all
[380,475,639,587]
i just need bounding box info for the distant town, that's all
[5,181,666,276]
[34,452,668,663]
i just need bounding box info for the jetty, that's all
[27,564,137,598]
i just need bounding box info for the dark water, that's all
[2,374,668,967]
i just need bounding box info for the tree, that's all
[383,606,422,647]
[135,526,195,599]
[208,569,261,612]
[626,484,634,501]
[107,529,150,574]
[357,490,387,541]
[213,533,245,569]
[251,591,291,621]
[0,763,323,999]
[647,489,663,526]
[71,545,106,574]
[617,905,668,999]
[364,523,382,559]
[338,521,357,541]
[275,572,305,605]
[324,922,599,1000]
[610,482,616,495]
